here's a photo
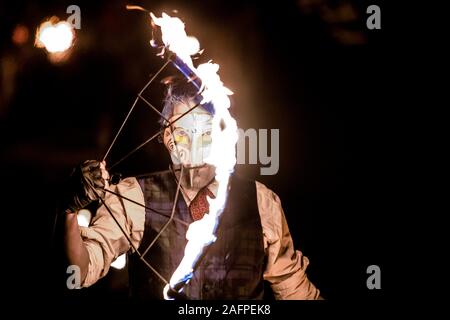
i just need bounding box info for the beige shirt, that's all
[80,176,320,300]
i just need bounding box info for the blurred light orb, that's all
[12,24,29,46]
[35,18,74,53]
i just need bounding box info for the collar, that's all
[170,164,219,205]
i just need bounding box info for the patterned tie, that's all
[189,187,216,221]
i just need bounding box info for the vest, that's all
[128,170,265,300]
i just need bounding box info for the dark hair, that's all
[159,78,200,127]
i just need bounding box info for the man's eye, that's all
[202,131,212,144]
[174,130,190,144]
[176,130,187,136]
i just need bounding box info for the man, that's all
[62,80,321,300]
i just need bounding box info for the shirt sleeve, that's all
[256,181,320,300]
[79,177,145,287]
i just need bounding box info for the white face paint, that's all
[163,101,216,190]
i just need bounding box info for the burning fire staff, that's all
[60,12,322,300]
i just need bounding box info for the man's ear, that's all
[159,126,171,144]
[161,127,176,154]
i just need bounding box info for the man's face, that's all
[163,100,216,189]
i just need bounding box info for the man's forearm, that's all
[64,213,89,284]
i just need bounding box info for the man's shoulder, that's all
[113,176,140,192]
[114,170,172,188]
[231,174,276,196]
[230,174,280,204]
[254,180,280,203]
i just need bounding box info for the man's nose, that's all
[189,131,203,166]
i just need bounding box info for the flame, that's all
[35,18,74,53]
[150,12,200,68]
[151,13,238,298]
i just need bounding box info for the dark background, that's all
[0,0,391,307]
